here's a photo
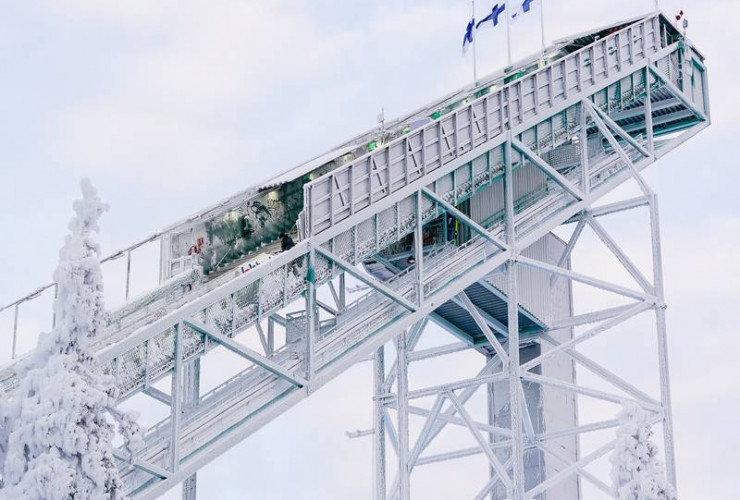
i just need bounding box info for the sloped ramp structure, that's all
[0,12,709,500]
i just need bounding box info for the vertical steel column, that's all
[306,247,316,380]
[11,303,19,360]
[580,103,591,202]
[170,322,184,473]
[267,317,275,356]
[373,345,387,500]
[486,353,496,500]
[396,329,411,500]
[339,273,347,313]
[649,194,677,486]
[504,136,525,500]
[645,69,655,154]
[182,358,201,500]
[125,249,132,301]
[415,190,424,305]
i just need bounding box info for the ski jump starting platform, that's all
[0,12,710,500]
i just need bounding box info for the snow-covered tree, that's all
[611,403,677,500]
[0,179,142,500]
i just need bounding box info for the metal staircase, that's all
[0,12,709,500]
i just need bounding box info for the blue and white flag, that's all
[511,0,536,24]
[462,17,475,53]
[476,3,506,31]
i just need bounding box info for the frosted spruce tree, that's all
[611,403,677,500]
[0,180,142,500]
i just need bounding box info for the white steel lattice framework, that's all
[365,173,680,500]
[0,12,709,500]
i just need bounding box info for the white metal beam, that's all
[586,215,655,294]
[517,255,654,302]
[113,453,172,480]
[648,64,708,122]
[185,319,307,387]
[649,194,677,485]
[314,246,418,312]
[521,301,651,372]
[584,99,653,196]
[396,328,411,500]
[447,390,513,491]
[421,188,508,251]
[526,440,616,499]
[505,135,526,500]
[457,291,509,361]
[511,138,586,201]
[548,303,637,330]
[588,100,652,158]
[373,345,387,500]
[589,195,650,218]
[538,332,660,406]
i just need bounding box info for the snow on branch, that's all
[611,403,676,500]
[0,179,142,500]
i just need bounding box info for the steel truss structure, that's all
[366,182,677,500]
[0,12,709,500]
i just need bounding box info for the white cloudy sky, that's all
[1,0,738,499]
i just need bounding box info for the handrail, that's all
[302,13,664,235]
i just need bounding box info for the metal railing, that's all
[303,14,665,235]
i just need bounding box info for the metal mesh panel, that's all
[205,298,234,336]
[286,256,309,299]
[456,165,472,201]
[398,196,416,234]
[260,267,285,313]
[356,217,377,258]
[148,326,176,380]
[234,282,259,330]
[333,229,354,263]
[378,206,397,248]
[545,142,580,168]
[113,325,177,396]
[286,312,306,345]
[181,322,204,360]
[313,251,332,283]
[472,156,490,190]
[117,344,146,393]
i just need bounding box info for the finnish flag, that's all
[476,3,506,31]
[511,0,536,24]
[462,17,475,54]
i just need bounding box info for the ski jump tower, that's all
[0,12,710,500]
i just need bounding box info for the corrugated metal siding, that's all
[485,233,566,325]
[540,234,579,500]
[469,161,548,230]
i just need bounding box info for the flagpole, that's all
[505,0,512,67]
[540,0,546,53]
[472,0,478,84]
